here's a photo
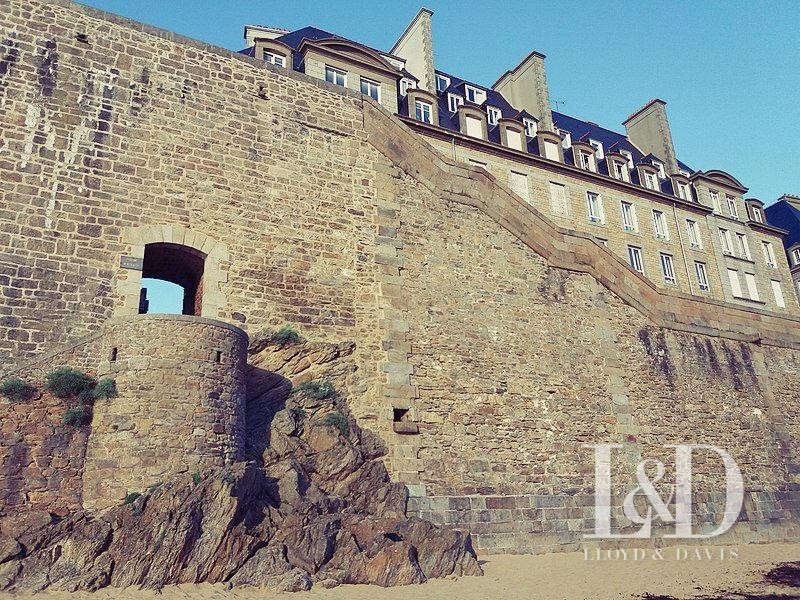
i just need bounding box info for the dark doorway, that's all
[140,243,206,316]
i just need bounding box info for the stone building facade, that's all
[1,0,800,554]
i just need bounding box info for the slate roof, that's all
[765,201,800,250]
[242,27,698,187]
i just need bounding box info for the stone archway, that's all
[117,225,228,318]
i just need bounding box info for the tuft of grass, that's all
[92,378,117,400]
[291,380,334,400]
[270,327,300,346]
[123,492,141,505]
[320,411,349,437]
[62,405,91,426]
[192,472,202,485]
[147,482,162,494]
[0,377,35,403]
[45,367,94,399]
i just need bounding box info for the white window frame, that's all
[621,201,638,232]
[792,248,800,265]
[399,78,413,96]
[325,65,347,87]
[628,245,644,274]
[611,160,629,182]
[762,241,778,268]
[558,129,572,149]
[447,93,463,113]
[587,191,605,224]
[744,272,760,301]
[414,99,432,124]
[464,85,485,104]
[588,139,604,159]
[709,190,721,213]
[677,182,692,202]
[487,106,501,126]
[719,228,733,255]
[686,219,702,248]
[360,76,381,102]
[620,149,634,169]
[727,268,742,297]
[578,150,596,172]
[695,261,710,291]
[264,51,286,67]
[643,170,659,191]
[652,209,669,240]
[726,195,739,218]
[653,160,666,179]
[524,119,537,137]
[752,206,763,223]
[736,233,751,260]
[660,253,676,284]
[436,74,450,92]
[771,279,786,308]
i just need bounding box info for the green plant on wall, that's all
[0,377,36,403]
[62,405,91,426]
[270,327,300,346]
[92,378,118,400]
[45,367,95,398]
[320,411,349,437]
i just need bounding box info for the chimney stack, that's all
[623,99,678,174]
[492,51,553,131]
[390,8,436,93]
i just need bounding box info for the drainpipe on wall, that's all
[451,136,457,161]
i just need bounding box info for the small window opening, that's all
[393,408,409,423]
[140,243,206,316]
[214,350,222,364]
[110,347,118,362]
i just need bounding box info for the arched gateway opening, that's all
[139,243,206,316]
[118,225,228,319]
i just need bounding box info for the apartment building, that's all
[765,195,800,303]
[240,10,796,313]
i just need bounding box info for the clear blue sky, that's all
[80,0,799,206]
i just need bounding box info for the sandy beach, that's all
[4,542,799,600]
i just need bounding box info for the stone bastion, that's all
[82,314,248,510]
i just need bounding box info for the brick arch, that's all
[117,225,229,318]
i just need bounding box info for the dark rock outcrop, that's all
[0,377,481,592]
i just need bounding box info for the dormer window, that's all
[726,195,739,218]
[325,66,347,87]
[588,139,604,159]
[620,150,634,169]
[558,129,572,149]
[360,77,381,102]
[792,248,800,265]
[436,74,450,92]
[487,106,501,126]
[611,159,629,182]
[577,150,596,172]
[415,99,432,124]
[643,170,659,191]
[447,93,463,113]
[264,51,286,67]
[653,160,666,179]
[752,207,764,223]
[399,78,413,96]
[524,119,537,137]
[465,85,485,104]
[676,181,692,202]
